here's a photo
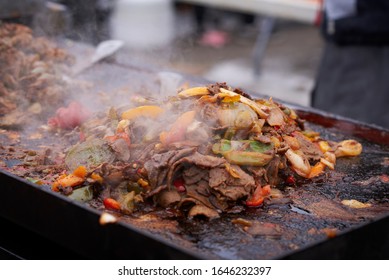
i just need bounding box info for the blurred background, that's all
[1,0,323,106]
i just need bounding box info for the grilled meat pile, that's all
[55,83,362,219]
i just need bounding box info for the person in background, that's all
[311,0,389,129]
[57,0,114,44]
[185,3,255,48]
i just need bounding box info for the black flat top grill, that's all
[1,61,389,260]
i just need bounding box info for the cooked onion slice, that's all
[219,88,269,119]
[335,140,363,157]
[285,149,311,178]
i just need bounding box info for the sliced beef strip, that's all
[143,148,196,189]
[208,167,229,187]
[246,166,267,187]
[206,82,228,95]
[144,184,168,199]
[209,194,230,211]
[182,166,209,185]
[208,165,255,201]
[155,189,181,208]
[185,181,216,210]
[294,132,323,161]
[166,152,226,188]
[265,156,281,186]
[109,138,131,162]
[131,143,157,163]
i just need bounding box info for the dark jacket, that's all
[323,0,389,45]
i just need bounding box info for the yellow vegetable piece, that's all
[341,199,371,209]
[160,110,196,146]
[221,95,240,103]
[178,86,210,97]
[225,162,241,179]
[219,88,269,119]
[270,136,281,148]
[318,141,331,153]
[308,162,325,178]
[335,140,363,157]
[91,172,104,184]
[121,105,164,120]
[54,174,84,188]
[137,178,150,188]
[73,165,87,178]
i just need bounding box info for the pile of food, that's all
[0,23,75,128]
[52,83,363,219]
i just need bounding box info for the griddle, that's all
[0,61,388,259]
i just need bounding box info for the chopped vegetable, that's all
[308,162,325,178]
[173,178,186,192]
[65,139,115,170]
[212,140,274,166]
[285,149,312,178]
[217,102,257,128]
[137,178,149,189]
[103,197,121,211]
[121,105,164,120]
[105,132,131,147]
[212,139,273,154]
[223,151,274,166]
[67,186,93,202]
[219,88,269,119]
[159,110,196,146]
[285,175,296,185]
[341,199,371,209]
[52,174,85,191]
[318,141,331,153]
[246,185,271,207]
[73,165,87,178]
[335,140,363,157]
[52,165,89,191]
[119,191,136,214]
[91,173,103,184]
[178,86,210,97]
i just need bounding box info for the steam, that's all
[157,71,184,97]
[0,1,196,137]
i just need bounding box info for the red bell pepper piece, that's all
[103,198,121,211]
[285,175,296,185]
[173,178,186,192]
[105,132,131,147]
[246,185,271,207]
[160,110,196,146]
